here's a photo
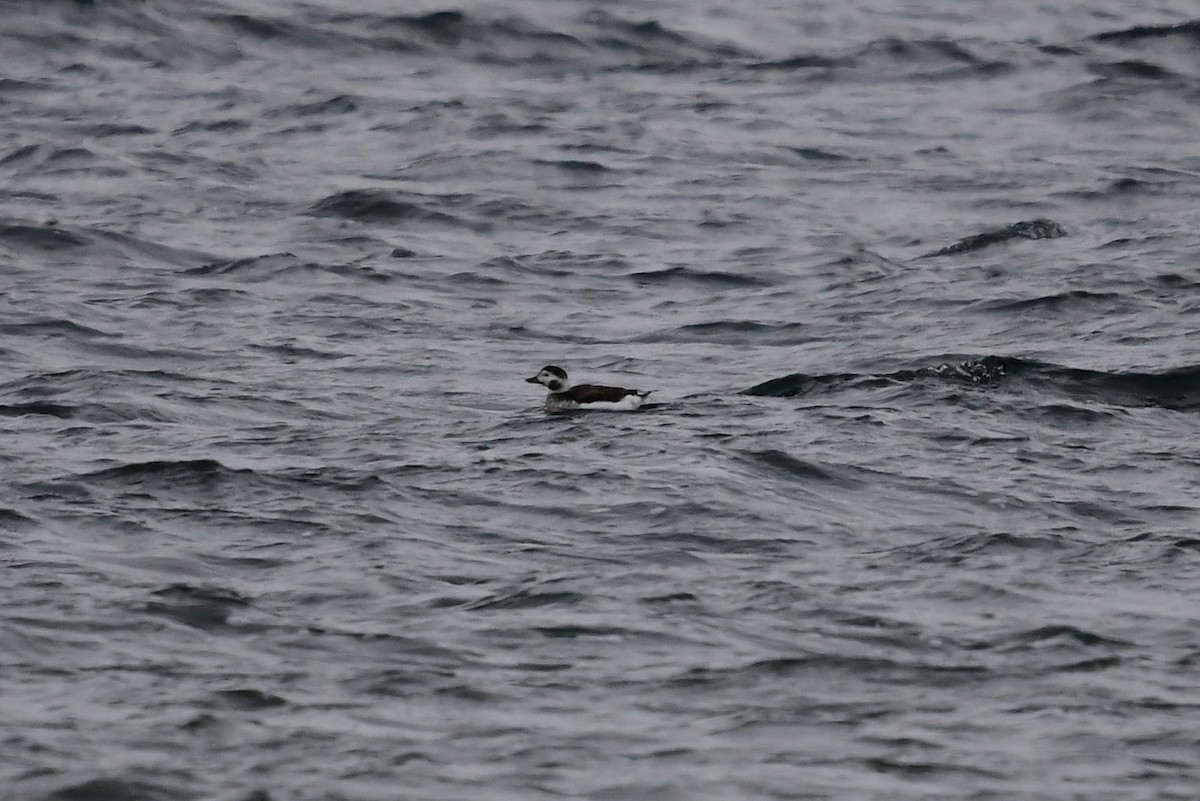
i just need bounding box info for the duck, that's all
[524,365,652,413]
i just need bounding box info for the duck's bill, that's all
[524,376,540,383]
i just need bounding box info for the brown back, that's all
[558,384,638,404]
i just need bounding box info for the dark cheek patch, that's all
[548,380,562,391]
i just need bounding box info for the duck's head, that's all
[525,365,569,392]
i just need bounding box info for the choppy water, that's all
[3,1,1200,799]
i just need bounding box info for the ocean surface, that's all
[3,1,1199,799]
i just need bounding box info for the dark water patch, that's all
[497,324,606,345]
[970,289,1123,313]
[134,286,253,309]
[446,270,506,288]
[641,592,698,605]
[376,9,485,47]
[175,117,252,134]
[478,250,628,279]
[43,776,192,801]
[212,688,287,711]
[860,37,1009,74]
[397,10,467,39]
[638,320,806,344]
[628,265,771,288]
[1090,60,1178,81]
[1104,177,1171,196]
[1028,362,1200,412]
[473,196,555,226]
[746,53,845,72]
[211,12,303,42]
[42,146,99,168]
[1091,20,1200,45]
[932,358,1200,410]
[1056,656,1122,672]
[326,260,393,282]
[469,111,550,136]
[1,144,53,167]
[757,36,1017,83]
[350,9,589,63]
[79,458,255,492]
[249,342,344,361]
[738,449,862,487]
[0,318,116,339]
[143,584,251,632]
[922,219,1068,257]
[0,401,76,419]
[865,757,1004,780]
[3,367,218,402]
[910,532,1078,564]
[78,122,156,137]
[185,252,322,281]
[106,230,214,267]
[308,189,466,227]
[0,507,38,531]
[0,220,208,266]
[265,94,360,118]
[1147,273,1195,288]
[745,356,1200,411]
[0,189,58,207]
[465,589,586,612]
[281,466,385,493]
[1038,43,1083,57]
[534,158,610,173]
[743,371,892,398]
[0,76,51,94]
[535,624,636,639]
[992,624,1133,651]
[1028,402,1118,423]
[0,223,89,251]
[673,654,987,690]
[784,146,853,162]
[473,254,572,280]
[356,8,745,71]
[580,9,747,68]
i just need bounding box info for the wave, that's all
[81,458,251,488]
[635,320,806,345]
[308,189,467,225]
[627,265,772,288]
[737,449,864,488]
[670,653,988,690]
[1091,20,1200,44]
[0,401,76,419]
[922,219,1068,257]
[14,1,1191,93]
[994,624,1132,650]
[748,36,1016,82]
[969,290,1123,313]
[744,356,1200,411]
[38,776,193,801]
[8,3,1040,80]
[144,582,252,631]
[0,218,209,266]
[0,222,90,251]
[1090,60,1180,81]
[285,7,743,71]
[305,188,563,234]
[532,158,610,173]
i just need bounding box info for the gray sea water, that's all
[3,1,1200,799]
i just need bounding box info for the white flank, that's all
[580,392,651,412]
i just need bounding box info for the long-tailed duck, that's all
[525,366,652,413]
